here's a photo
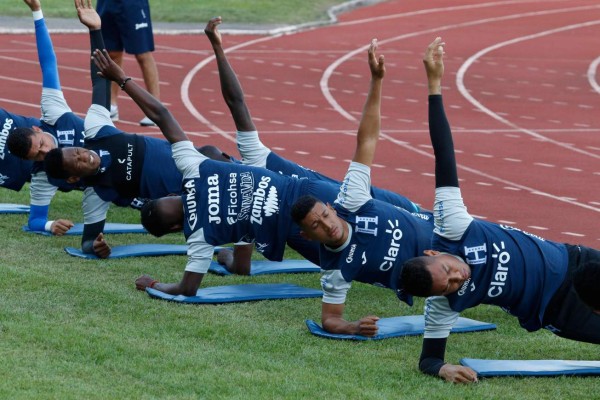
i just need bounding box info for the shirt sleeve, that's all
[172,140,206,179]
[433,187,473,241]
[29,171,58,206]
[320,269,352,304]
[84,104,114,139]
[185,228,214,274]
[236,130,270,168]
[423,296,460,339]
[40,88,71,126]
[335,161,372,212]
[82,187,110,224]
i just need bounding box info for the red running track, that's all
[1,0,598,245]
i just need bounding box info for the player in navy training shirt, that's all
[4,0,87,236]
[43,1,216,258]
[399,38,600,383]
[203,17,423,275]
[290,40,433,337]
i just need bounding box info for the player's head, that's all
[44,147,101,183]
[400,251,471,297]
[140,197,184,237]
[7,126,56,161]
[291,194,347,247]
[573,260,600,314]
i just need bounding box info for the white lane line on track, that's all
[456,18,600,160]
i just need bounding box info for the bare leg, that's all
[135,52,160,99]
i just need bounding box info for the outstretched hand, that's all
[74,0,101,30]
[23,0,41,12]
[368,39,385,80]
[423,37,445,95]
[439,363,478,383]
[92,49,128,83]
[93,232,111,258]
[205,16,223,47]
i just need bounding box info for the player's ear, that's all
[66,176,80,184]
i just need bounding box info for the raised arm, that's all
[24,0,60,90]
[75,0,111,112]
[92,49,188,144]
[205,17,256,132]
[352,39,384,167]
[420,38,477,383]
[424,37,458,189]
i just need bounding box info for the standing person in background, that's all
[96,0,159,126]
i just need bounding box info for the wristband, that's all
[44,220,54,232]
[32,10,43,21]
[119,77,132,90]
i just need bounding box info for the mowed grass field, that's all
[3,0,350,25]
[1,1,600,399]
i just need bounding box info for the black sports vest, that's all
[84,133,146,199]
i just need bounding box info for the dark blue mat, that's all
[64,244,189,259]
[23,222,147,236]
[0,203,30,214]
[460,358,600,377]
[208,259,320,275]
[146,283,323,304]
[306,316,496,340]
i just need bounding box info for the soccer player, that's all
[289,40,434,337]
[91,28,414,295]
[399,37,600,383]
[4,0,87,236]
[41,0,188,258]
[204,17,422,274]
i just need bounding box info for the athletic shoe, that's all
[110,105,119,121]
[139,116,156,127]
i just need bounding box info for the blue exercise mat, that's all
[64,244,189,259]
[23,222,147,236]
[306,316,496,340]
[146,283,323,304]
[0,203,30,214]
[208,259,320,275]
[460,358,600,377]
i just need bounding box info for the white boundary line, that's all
[456,20,600,160]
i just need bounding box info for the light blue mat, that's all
[0,203,30,214]
[306,316,496,340]
[146,283,323,304]
[460,358,600,377]
[23,222,147,236]
[64,244,189,259]
[208,259,320,275]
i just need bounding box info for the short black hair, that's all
[140,200,171,237]
[44,148,68,179]
[573,260,600,311]
[400,256,434,297]
[291,195,319,225]
[7,127,35,159]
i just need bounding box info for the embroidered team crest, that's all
[56,129,75,145]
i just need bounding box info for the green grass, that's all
[1,0,600,397]
[3,0,350,25]
[1,187,599,399]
